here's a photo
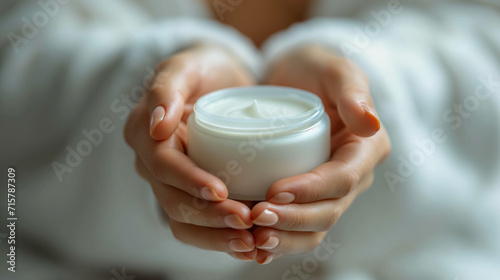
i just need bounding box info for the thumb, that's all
[325,62,380,137]
[148,69,194,141]
[336,88,380,137]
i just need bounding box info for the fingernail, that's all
[258,236,279,250]
[228,253,253,262]
[150,106,166,136]
[253,209,279,226]
[270,192,295,204]
[201,187,222,201]
[260,255,273,265]
[229,239,253,252]
[360,103,381,131]
[224,214,251,229]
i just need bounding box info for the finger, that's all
[267,130,388,204]
[255,250,283,265]
[169,219,255,253]
[228,248,259,262]
[131,110,227,201]
[251,198,350,232]
[151,138,228,201]
[148,59,197,140]
[181,103,194,123]
[254,227,328,255]
[323,58,380,137]
[254,172,376,233]
[147,176,253,229]
[134,156,149,181]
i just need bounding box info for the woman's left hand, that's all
[252,45,391,264]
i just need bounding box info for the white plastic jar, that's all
[187,86,330,201]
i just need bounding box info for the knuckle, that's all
[340,85,368,98]
[225,228,245,241]
[361,70,370,84]
[123,119,132,147]
[163,189,204,225]
[157,55,186,73]
[149,79,167,96]
[350,62,369,83]
[341,170,361,196]
[318,219,333,232]
[123,107,140,147]
[134,158,146,179]
[320,206,342,232]
[322,59,342,79]
[285,208,307,231]
[359,172,375,193]
[155,60,168,73]
[311,233,327,250]
[147,155,168,183]
[123,129,132,148]
[366,172,375,187]
[323,57,354,75]
[309,171,327,200]
[303,243,319,254]
[162,198,178,220]
[155,58,176,73]
[169,222,184,242]
[198,214,218,228]
[151,58,182,91]
[303,247,315,254]
[274,240,290,253]
[381,133,392,161]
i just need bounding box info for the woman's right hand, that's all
[124,44,258,261]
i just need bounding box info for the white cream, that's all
[188,86,330,201]
[205,97,312,119]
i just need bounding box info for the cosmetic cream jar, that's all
[187,86,330,201]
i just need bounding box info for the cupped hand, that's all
[124,44,259,261]
[252,45,391,264]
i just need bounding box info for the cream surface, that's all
[204,96,312,119]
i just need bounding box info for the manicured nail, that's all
[200,187,222,201]
[360,102,381,131]
[224,214,251,229]
[150,106,166,136]
[258,236,279,250]
[228,253,253,262]
[229,239,253,252]
[253,209,279,226]
[260,255,273,265]
[270,192,295,204]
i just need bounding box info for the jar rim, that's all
[192,86,325,136]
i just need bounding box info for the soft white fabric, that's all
[1,0,499,279]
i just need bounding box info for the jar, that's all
[187,86,330,201]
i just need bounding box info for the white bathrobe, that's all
[1,0,499,279]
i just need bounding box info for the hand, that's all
[125,44,259,261]
[251,45,391,264]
